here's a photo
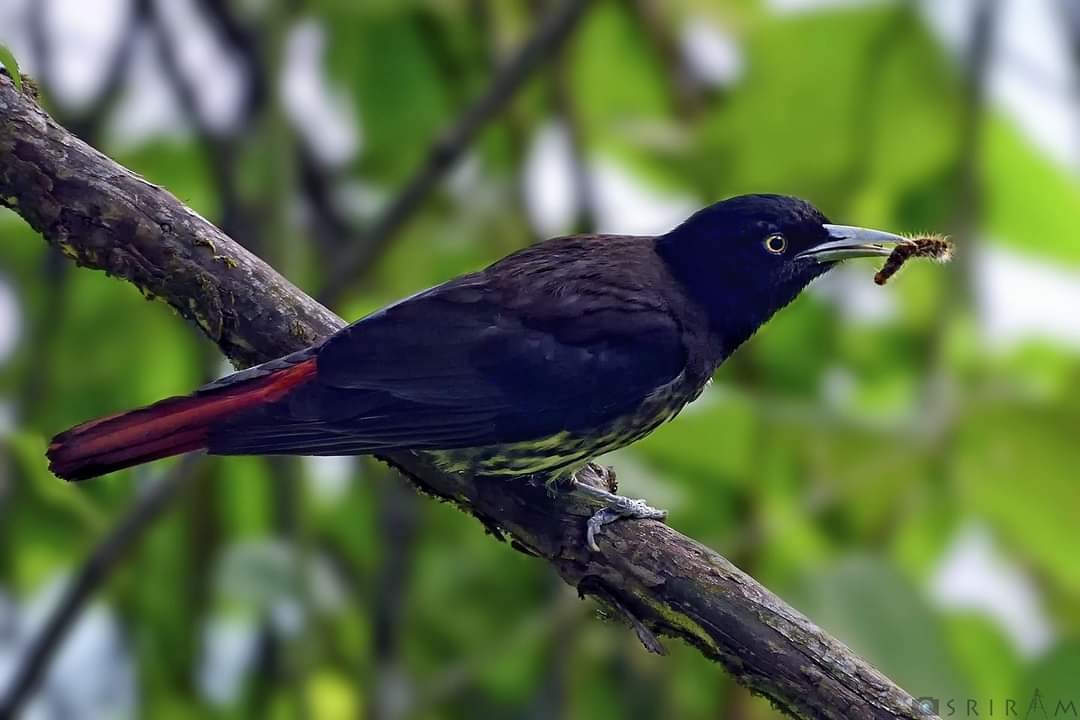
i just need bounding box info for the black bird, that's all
[47,194,908,547]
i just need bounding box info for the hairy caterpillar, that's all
[874,235,953,286]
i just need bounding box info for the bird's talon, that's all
[587,508,621,551]
[571,481,667,552]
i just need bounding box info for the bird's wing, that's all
[208,275,687,455]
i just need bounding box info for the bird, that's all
[46,194,909,548]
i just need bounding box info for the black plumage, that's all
[210,235,710,466]
[48,194,911,487]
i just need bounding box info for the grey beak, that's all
[797,224,909,263]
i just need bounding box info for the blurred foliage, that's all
[2,0,1080,718]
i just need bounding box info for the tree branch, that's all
[0,73,937,720]
[0,456,199,717]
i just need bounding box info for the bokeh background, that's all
[1,0,1079,718]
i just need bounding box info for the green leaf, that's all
[570,2,673,146]
[696,5,960,211]
[982,115,1080,264]
[954,402,1080,593]
[0,44,22,91]
[326,8,454,183]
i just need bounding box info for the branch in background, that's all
[297,0,592,281]
[1058,0,1080,178]
[919,0,998,379]
[28,0,149,140]
[628,0,706,120]
[910,0,999,507]
[951,0,997,242]
[298,145,353,267]
[470,0,546,247]
[193,0,268,118]
[0,74,938,720]
[0,456,199,717]
[145,0,250,247]
[841,5,911,201]
[318,0,594,305]
[369,474,421,720]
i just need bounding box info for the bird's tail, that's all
[47,357,317,481]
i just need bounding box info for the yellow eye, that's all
[764,233,787,254]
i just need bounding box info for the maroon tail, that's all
[47,358,317,481]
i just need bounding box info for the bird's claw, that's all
[570,480,667,552]
[586,501,667,552]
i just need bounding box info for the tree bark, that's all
[0,73,937,720]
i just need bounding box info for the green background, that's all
[2,0,1079,718]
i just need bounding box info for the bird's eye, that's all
[763,233,787,254]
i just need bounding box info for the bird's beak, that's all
[797,224,908,263]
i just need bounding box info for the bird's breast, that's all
[422,371,708,479]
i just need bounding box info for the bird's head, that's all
[656,194,906,352]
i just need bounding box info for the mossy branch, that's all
[0,73,937,720]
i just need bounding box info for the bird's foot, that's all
[568,479,667,552]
